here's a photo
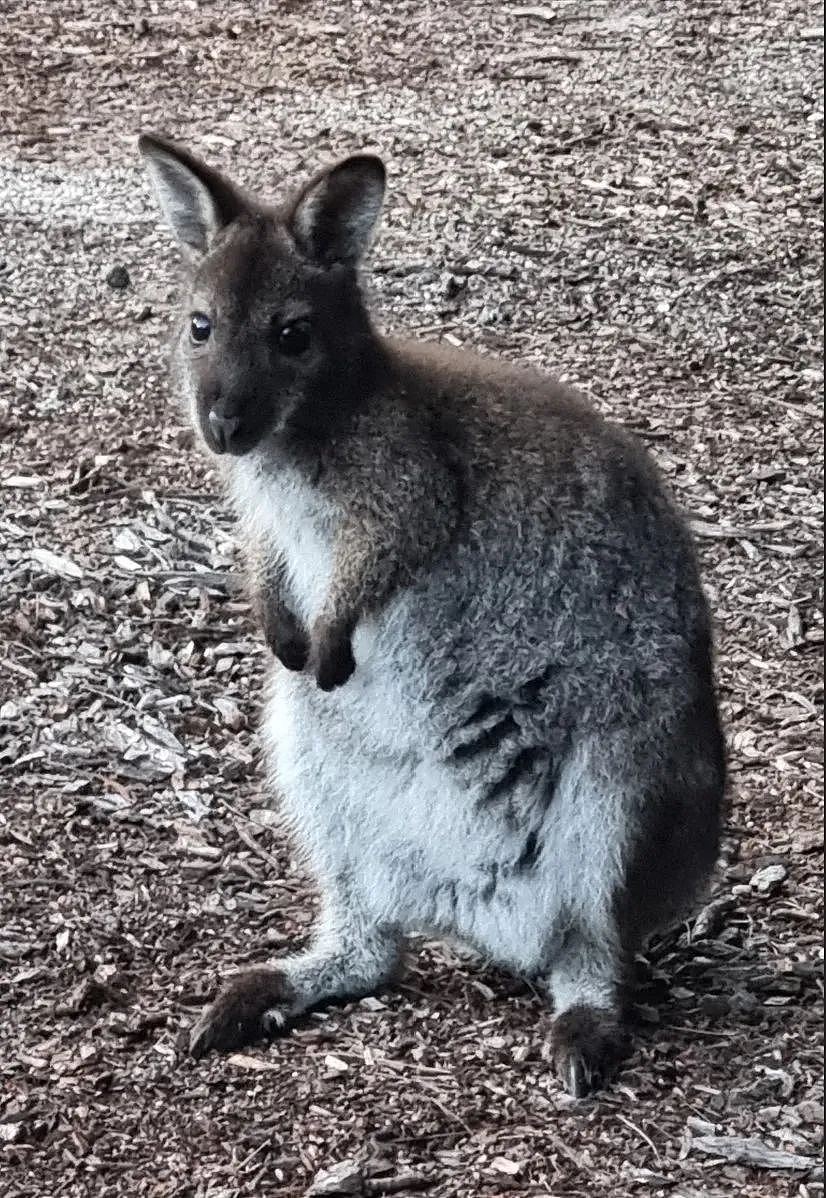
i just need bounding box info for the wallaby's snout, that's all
[207,408,241,455]
[193,322,281,459]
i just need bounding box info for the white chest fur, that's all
[228,456,336,625]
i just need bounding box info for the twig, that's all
[414,1087,474,1135]
[509,5,556,21]
[691,1134,817,1171]
[688,517,794,540]
[662,1024,735,1039]
[148,503,217,559]
[495,48,583,65]
[365,1174,434,1195]
[232,820,283,876]
[616,1113,662,1164]
[214,793,289,837]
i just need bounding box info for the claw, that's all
[566,1054,589,1100]
[261,1006,289,1036]
[552,1005,627,1098]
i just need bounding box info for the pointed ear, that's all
[138,133,248,260]
[287,154,386,267]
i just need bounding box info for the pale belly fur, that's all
[232,458,628,981]
[262,642,627,980]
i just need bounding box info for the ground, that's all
[0,2,823,1196]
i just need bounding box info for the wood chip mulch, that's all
[0,2,823,1196]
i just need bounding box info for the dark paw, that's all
[270,632,310,672]
[188,967,295,1059]
[310,627,356,691]
[551,1005,627,1098]
[260,604,309,672]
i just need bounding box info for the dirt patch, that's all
[1,2,823,1196]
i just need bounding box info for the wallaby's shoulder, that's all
[383,334,592,420]
[379,335,664,493]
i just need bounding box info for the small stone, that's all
[490,1156,523,1176]
[0,1121,23,1144]
[725,863,752,883]
[699,994,730,1019]
[750,864,788,894]
[444,274,468,301]
[693,896,736,939]
[687,1116,718,1136]
[106,265,131,290]
[214,697,243,731]
[792,830,823,854]
[323,1053,349,1075]
[305,1160,363,1196]
[797,1100,825,1125]
[359,996,386,1012]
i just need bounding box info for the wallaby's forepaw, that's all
[271,631,310,672]
[551,1005,627,1098]
[263,613,310,672]
[188,967,295,1058]
[309,620,356,691]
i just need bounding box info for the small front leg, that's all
[308,615,356,691]
[251,549,309,672]
[307,528,391,692]
[263,604,310,673]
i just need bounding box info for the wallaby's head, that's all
[139,135,386,457]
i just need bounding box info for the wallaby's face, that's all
[139,135,385,457]
[175,217,353,457]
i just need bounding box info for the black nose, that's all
[208,410,241,453]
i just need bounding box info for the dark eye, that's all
[276,319,311,357]
[190,312,212,344]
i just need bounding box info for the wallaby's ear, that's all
[287,154,386,267]
[138,133,248,260]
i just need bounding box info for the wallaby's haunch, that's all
[140,134,726,1097]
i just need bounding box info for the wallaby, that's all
[139,133,726,1097]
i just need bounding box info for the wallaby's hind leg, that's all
[544,695,724,1097]
[189,909,400,1058]
[546,923,629,1098]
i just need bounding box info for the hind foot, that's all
[551,1004,628,1098]
[188,967,295,1058]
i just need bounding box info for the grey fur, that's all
[140,135,726,1095]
